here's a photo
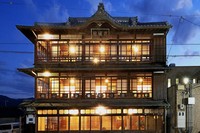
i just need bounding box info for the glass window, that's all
[168,78,171,88]
[81,116,90,130]
[131,76,152,98]
[38,117,47,131]
[102,116,111,130]
[70,116,79,130]
[50,78,59,98]
[139,116,145,130]
[91,116,100,130]
[117,79,127,95]
[36,78,49,99]
[60,78,82,98]
[123,116,131,130]
[59,117,68,131]
[112,116,122,130]
[131,116,139,130]
[48,117,58,131]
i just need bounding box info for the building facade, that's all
[167,66,200,133]
[17,3,171,133]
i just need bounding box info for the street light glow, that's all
[183,77,189,84]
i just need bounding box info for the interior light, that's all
[105,79,109,83]
[99,45,105,53]
[69,46,76,54]
[96,106,107,115]
[43,33,52,40]
[183,77,189,84]
[69,109,79,115]
[128,109,137,115]
[43,71,51,77]
[138,78,143,82]
[70,78,75,84]
[133,46,138,53]
[93,58,99,64]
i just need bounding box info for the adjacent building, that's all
[17,3,171,133]
[167,66,200,133]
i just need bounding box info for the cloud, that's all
[24,0,69,22]
[0,62,34,98]
[175,0,193,10]
[38,1,69,22]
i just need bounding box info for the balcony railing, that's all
[36,55,151,64]
[36,91,152,99]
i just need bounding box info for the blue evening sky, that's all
[0,0,200,98]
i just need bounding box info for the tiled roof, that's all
[33,3,171,28]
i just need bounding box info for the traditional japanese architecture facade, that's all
[17,3,171,133]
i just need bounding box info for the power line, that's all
[167,16,183,59]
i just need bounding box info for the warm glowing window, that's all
[60,78,81,94]
[95,78,111,93]
[81,116,90,130]
[112,116,122,130]
[116,79,127,95]
[131,77,152,93]
[50,78,59,93]
[38,34,59,40]
[70,116,79,130]
[123,116,131,130]
[59,117,68,131]
[131,116,139,130]
[102,116,111,130]
[38,117,47,131]
[91,116,100,130]
[48,117,58,131]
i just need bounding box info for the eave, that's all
[21,99,169,108]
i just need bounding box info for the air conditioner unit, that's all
[178,104,185,110]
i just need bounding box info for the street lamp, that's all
[183,77,189,85]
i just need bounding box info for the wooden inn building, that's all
[17,3,171,133]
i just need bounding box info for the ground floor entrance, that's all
[36,107,165,132]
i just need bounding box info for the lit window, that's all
[95,106,107,115]
[99,45,105,53]
[128,109,137,114]
[96,86,107,93]
[93,58,99,64]
[43,71,51,77]
[69,109,79,115]
[69,46,76,54]
[168,78,171,87]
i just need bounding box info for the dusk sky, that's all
[0,0,200,98]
